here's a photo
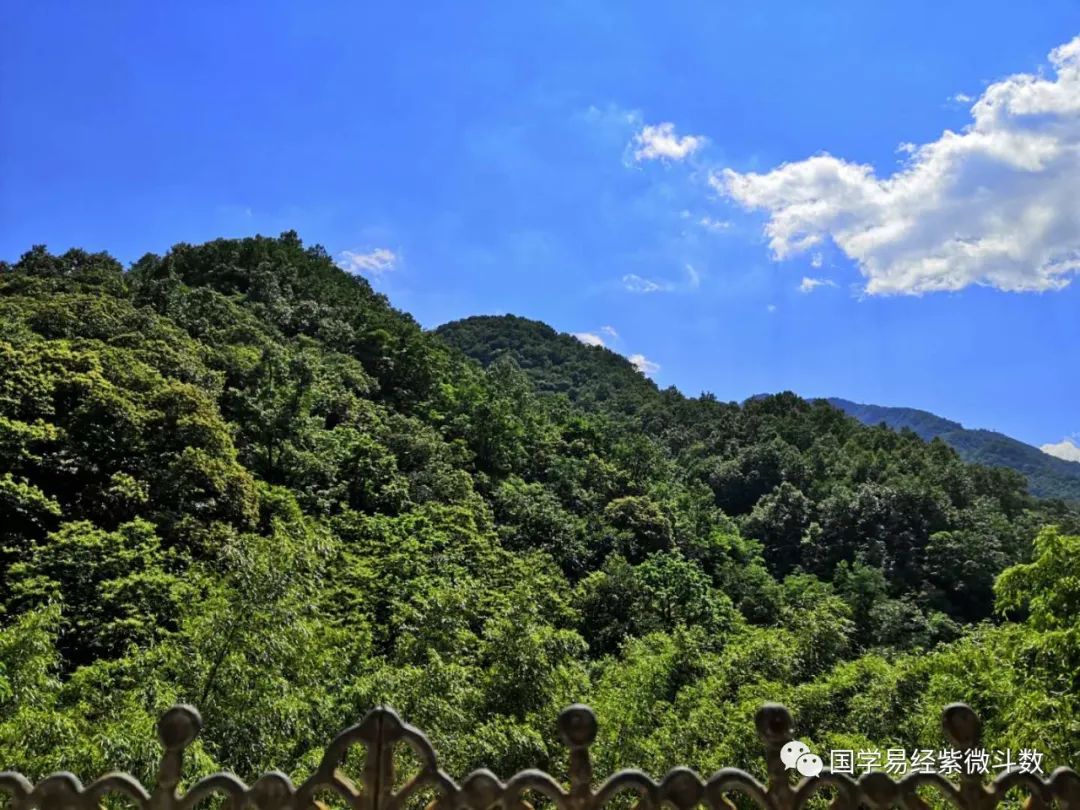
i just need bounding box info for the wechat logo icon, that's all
[781,741,823,778]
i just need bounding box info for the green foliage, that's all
[6,520,188,666]
[0,236,1077,781]
[830,398,1080,503]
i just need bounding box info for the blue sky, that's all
[2,1,1079,454]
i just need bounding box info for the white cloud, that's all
[337,247,397,276]
[953,92,974,104]
[632,122,705,162]
[573,327,663,377]
[810,252,824,268]
[1041,437,1080,462]
[622,273,672,293]
[716,35,1080,295]
[680,209,729,230]
[699,215,732,232]
[573,332,606,347]
[584,104,641,127]
[799,276,837,293]
[685,263,702,288]
[628,353,661,375]
[622,266,702,294]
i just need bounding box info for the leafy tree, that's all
[5,520,189,667]
[740,482,812,576]
[601,496,672,563]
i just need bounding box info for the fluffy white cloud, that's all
[1041,438,1080,462]
[799,276,837,293]
[716,36,1080,295]
[573,332,606,347]
[622,273,671,293]
[337,247,397,276]
[600,325,619,338]
[628,353,661,375]
[632,122,705,162]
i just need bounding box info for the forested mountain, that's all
[828,398,1080,503]
[1,234,1078,787]
[434,315,660,415]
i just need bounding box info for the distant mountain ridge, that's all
[827,398,1080,502]
[433,318,1080,503]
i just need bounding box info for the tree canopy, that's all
[1,234,1077,785]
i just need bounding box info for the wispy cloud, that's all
[628,353,661,375]
[1041,437,1080,462]
[573,332,607,347]
[799,276,837,293]
[716,35,1080,295]
[337,247,398,276]
[631,122,705,162]
[685,264,702,288]
[622,265,702,294]
[698,215,732,232]
[622,273,672,293]
[766,304,777,313]
[600,325,619,338]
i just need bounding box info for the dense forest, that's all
[829,399,1080,503]
[1,233,1078,788]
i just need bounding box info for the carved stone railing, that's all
[1,703,1078,810]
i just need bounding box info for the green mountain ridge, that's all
[434,314,662,414]
[437,318,1080,503]
[827,398,1080,502]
